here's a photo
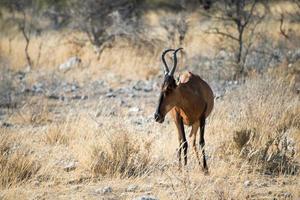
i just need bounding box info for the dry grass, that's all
[89,132,154,178]
[0,130,40,188]
[210,74,300,175]
[8,98,53,125]
[0,32,162,81]
[44,123,70,145]
[0,72,299,199]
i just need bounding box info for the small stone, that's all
[47,94,60,100]
[244,180,251,187]
[133,80,153,92]
[126,185,138,192]
[33,180,40,186]
[284,192,292,198]
[105,92,115,98]
[96,186,112,194]
[71,185,81,190]
[24,66,31,73]
[257,182,268,187]
[129,107,139,113]
[32,83,43,93]
[72,95,88,100]
[143,185,153,191]
[1,122,13,128]
[217,50,227,59]
[132,196,158,200]
[59,56,81,72]
[63,161,76,172]
[71,85,78,92]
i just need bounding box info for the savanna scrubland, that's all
[0,0,299,199]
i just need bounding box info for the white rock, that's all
[59,56,81,72]
[63,161,76,172]
[71,185,81,190]
[96,186,112,194]
[32,82,43,93]
[129,107,139,113]
[126,185,138,192]
[24,65,31,73]
[105,92,115,98]
[133,196,158,200]
[218,50,227,58]
[284,192,292,198]
[244,180,251,187]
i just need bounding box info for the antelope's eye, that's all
[165,87,172,95]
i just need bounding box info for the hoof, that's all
[203,168,209,175]
[178,165,182,172]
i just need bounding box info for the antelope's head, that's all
[154,48,183,123]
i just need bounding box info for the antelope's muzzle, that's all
[154,112,164,123]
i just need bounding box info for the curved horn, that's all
[161,48,175,74]
[169,47,183,76]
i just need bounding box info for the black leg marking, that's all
[175,113,187,169]
[200,115,207,170]
[179,118,188,166]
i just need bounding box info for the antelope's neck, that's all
[173,87,192,122]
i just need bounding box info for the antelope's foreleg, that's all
[174,113,187,169]
[200,115,208,171]
[190,122,201,166]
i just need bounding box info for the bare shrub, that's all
[215,74,300,175]
[204,0,265,77]
[90,132,154,178]
[0,131,40,188]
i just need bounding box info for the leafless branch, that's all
[206,28,239,41]
[243,0,258,28]
[20,11,32,68]
[279,14,289,39]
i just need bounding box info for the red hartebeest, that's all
[154,48,214,171]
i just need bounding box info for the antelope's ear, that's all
[176,75,180,84]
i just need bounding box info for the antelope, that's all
[154,48,214,172]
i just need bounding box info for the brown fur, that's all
[171,72,214,125]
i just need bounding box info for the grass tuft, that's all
[0,131,40,188]
[44,123,70,145]
[90,132,154,178]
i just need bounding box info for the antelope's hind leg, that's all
[200,115,208,172]
[190,122,201,166]
[174,112,188,169]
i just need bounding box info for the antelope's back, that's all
[179,72,214,117]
